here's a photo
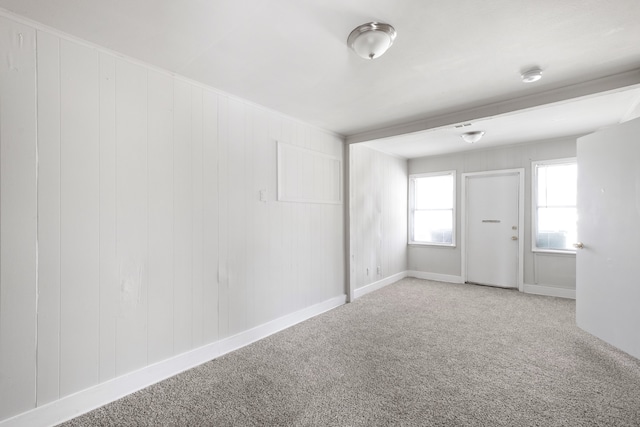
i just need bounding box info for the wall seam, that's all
[145,68,149,366]
[171,78,175,356]
[113,57,118,377]
[201,90,205,342]
[34,27,40,410]
[96,44,101,390]
[57,35,62,400]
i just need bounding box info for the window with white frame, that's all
[409,171,456,246]
[532,158,577,252]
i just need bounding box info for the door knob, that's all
[573,242,584,249]
[511,236,518,240]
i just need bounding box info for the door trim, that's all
[461,168,525,291]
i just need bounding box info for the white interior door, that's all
[576,118,640,359]
[464,171,523,289]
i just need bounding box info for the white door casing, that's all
[576,118,640,359]
[462,169,524,290]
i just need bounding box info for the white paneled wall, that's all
[0,16,38,418]
[277,142,342,204]
[0,16,344,422]
[35,29,61,407]
[350,145,407,289]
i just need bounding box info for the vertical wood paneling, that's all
[323,205,335,300]
[295,137,306,310]
[332,135,346,298]
[281,118,295,312]
[115,59,148,375]
[217,96,229,339]
[320,133,332,301]
[191,86,204,347]
[329,203,344,298]
[244,109,257,328]
[374,152,383,282]
[59,39,100,396]
[297,125,313,307]
[275,139,342,306]
[329,131,345,298]
[320,134,336,299]
[301,201,313,306]
[173,79,193,354]
[251,107,270,325]
[365,147,376,285]
[309,134,323,302]
[289,125,301,309]
[307,132,320,302]
[367,148,376,285]
[268,113,284,320]
[147,69,174,364]
[351,145,407,290]
[354,146,367,287]
[309,204,324,302]
[348,144,356,299]
[227,98,247,335]
[0,18,37,419]
[36,30,61,406]
[0,15,348,421]
[383,157,392,276]
[202,90,219,343]
[357,146,366,287]
[98,51,117,383]
[392,159,408,274]
[383,160,392,275]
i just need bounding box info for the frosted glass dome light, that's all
[348,22,396,60]
[521,67,543,83]
[461,131,485,144]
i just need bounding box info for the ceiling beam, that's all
[346,69,640,144]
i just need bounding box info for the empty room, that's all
[1,1,640,426]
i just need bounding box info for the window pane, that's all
[414,210,453,244]
[537,163,576,207]
[537,166,547,206]
[537,207,577,250]
[415,175,453,210]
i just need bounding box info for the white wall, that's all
[0,14,344,422]
[349,145,407,290]
[408,138,576,290]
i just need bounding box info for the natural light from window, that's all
[410,172,455,245]
[534,160,577,252]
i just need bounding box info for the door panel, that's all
[576,118,640,359]
[466,173,520,288]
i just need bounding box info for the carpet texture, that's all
[61,278,640,426]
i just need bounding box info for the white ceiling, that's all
[1,0,640,145]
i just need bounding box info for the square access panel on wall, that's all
[277,141,342,204]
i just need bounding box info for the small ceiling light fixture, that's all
[521,67,543,83]
[347,22,396,59]
[461,131,485,144]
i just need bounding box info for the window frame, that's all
[408,170,457,247]
[531,158,577,254]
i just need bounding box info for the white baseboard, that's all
[407,271,464,284]
[353,271,408,299]
[0,294,347,427]
[523,283,576,299]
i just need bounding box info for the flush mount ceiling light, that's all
[521,67,543,83]
[347,22,396,59]
[461,131,485,144]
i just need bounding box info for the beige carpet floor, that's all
[62,278,640,426]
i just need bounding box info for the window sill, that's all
[409,242,457,248]
[532,249,576,256]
